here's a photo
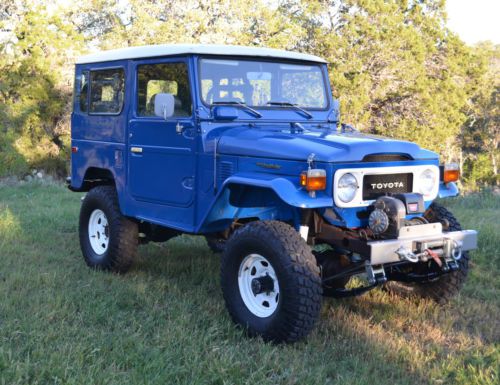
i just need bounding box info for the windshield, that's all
[199,58,328,109]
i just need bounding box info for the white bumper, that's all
[368,223,478,265]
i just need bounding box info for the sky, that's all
[446,0,500,45]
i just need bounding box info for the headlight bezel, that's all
[337,172,359,203]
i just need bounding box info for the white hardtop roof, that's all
[76,43,327,64]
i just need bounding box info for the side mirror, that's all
[154,93,175,119]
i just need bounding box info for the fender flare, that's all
[222,173,333,208]
[438,181,459,198]
[196,172,333,232]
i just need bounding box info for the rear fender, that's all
[71,167,116,192]
[71,166,129,216]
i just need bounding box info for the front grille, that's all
[362,173,412,200]
[362,154,412,162]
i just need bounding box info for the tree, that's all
[0,0,497,187]
[0,1,83,175]
[461,42,499,185]
[73,0,307,50]
[294,1,471,158]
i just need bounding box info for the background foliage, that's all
[0,0,498,186]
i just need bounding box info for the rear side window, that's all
[137,63,192,117]
[74,71,88,112]
[89,69,125,114]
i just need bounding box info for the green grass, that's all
[0,181,498,385]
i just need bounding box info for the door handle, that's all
[130,147,143,154]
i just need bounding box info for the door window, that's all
[137,63,192,117]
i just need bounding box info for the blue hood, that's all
[216,125,438,162]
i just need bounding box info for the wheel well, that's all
[80,167,115,191]
[228,184,284,208]
[200,184,297,234]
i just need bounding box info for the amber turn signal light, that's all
[300,169,327,191]
[300,172,308,187]
[443,163,460,183]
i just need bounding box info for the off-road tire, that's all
[221,221,322,343]
[387,202,470,304]
[79,186,138,273]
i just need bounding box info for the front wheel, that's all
[79,186,138,273]
[220,221,322,343]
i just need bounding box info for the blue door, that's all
[128,58,197,210]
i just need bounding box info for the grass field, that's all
[0,181,498,385]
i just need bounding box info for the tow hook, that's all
[396,246,419,263]
[365,262,387,285]
[445,239,463,261]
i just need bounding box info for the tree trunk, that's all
[491,152,498,180]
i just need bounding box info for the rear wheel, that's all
[79,186,138,273]
[386,202,470,304]
[221,221,322,343]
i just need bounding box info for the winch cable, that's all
[426,248,443,267]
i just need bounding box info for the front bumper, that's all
[368,223,478,265]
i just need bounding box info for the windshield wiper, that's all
[266,101,313,119]
[212,101,262,118]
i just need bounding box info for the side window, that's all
[89,68,125,114]
[74,71,88,112]
[137,63,192,117]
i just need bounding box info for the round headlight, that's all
[337,173,358,203]
[419,169,436,195]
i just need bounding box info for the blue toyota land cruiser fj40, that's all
[69,44,477,343]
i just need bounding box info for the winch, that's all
[368,194,426,239]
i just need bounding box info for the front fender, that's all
[223,173,333,208]
[196,172,333,233]
[438,182,459,198]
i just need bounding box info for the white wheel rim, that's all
[238,254,280,318]
[88,209,109,255]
